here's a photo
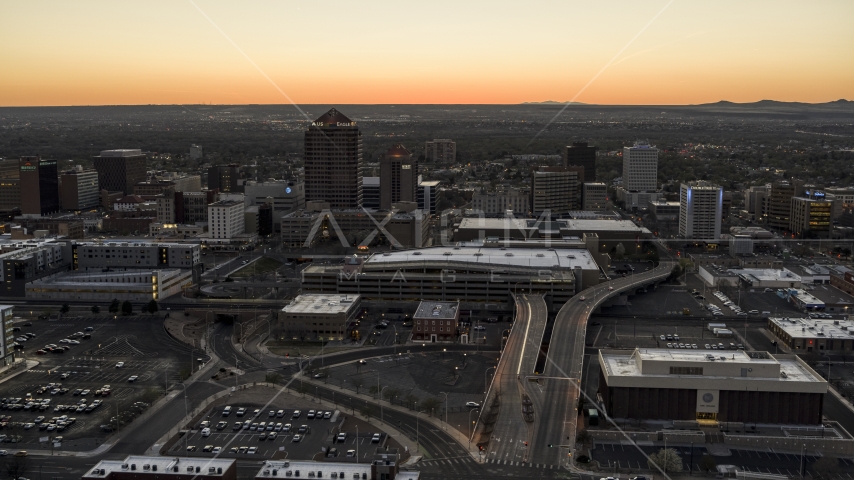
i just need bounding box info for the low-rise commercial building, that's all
[598,348,826,424]
[27,268,193,301]
[730,268,802,289]
[72,241,200,271]
[0,243,72,296]
[471,189,530,216]
[649,200,680,221]
[83,455,236,480]
[278,293,361,341]
[768,317,854,352]
[413,300,460,342]
[255,451,418,480]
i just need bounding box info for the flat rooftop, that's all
[255,460,419,480]
[365,246,597,271]
[97,149,144,157]
[769,317,854,340]
[730,268,801,283]
[281,294,360,315]
[86,456,234,478]
[601,348,825,385]
[800,284,854,306]
[414,301,459,320]
[456,217,649,233]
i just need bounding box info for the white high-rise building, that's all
[622,141,658,192]
[208,199,245,239]
[679,181,723,240]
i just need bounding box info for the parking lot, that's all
[169,402,386,461]
[0,314,206,450]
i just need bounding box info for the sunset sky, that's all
[1,0,852,106]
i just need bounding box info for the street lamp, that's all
[439,391,450,429]
[174,383,191,450]
[468,408,479,448]
[416,410,426,452]
[380,386,391,424]
[484,366,496,393]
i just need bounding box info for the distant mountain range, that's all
[521,99,850,107]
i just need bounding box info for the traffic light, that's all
[478,445,483,451]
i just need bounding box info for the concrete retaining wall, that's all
[724,434,854,456]
[589,430,657,442]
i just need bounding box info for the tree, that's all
[121,301,133,316]
[4,455,29,479]
[368,385,380,397]
[59,303,70,314]
[647,448,683,473]
[296,383,308,397]
[403,394,419,410]
[360,404,374,420]
[91,305,100,314]
[353,381,363,395]
[109,299,120,314]
[146,300,159,314]
[383,388,401,402]
[614,242,626,259]
[265,372,281,384]
[699,454,717,472]
[421,397,442,417]
[575,429,591,444]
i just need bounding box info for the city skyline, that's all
[1,0,852,106]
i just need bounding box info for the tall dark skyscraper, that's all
[564,142,597,183]
[93,149,147,195]
[207,164,240,192]
[379,144,417,210]
[20,156,59,216]
[304,109,363,209]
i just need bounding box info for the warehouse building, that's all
[768,317,854,352]
[598,348,826,424]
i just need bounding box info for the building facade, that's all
[679,181,723,240]
[304,109,363,209]
[362,177,380,209]
[60,168,100,210]
[72,241,200,271]
[622,141,658,192]
[379,145,417,210]
[564,142,597,182]
[599,348,826,424]
[531,166,578,216]
[0,306,14,366]
[581,182,607,210]
[278,294,361,341]
[0,243,73,297]
[413,300,460,342]
[790,195,833,237]
[208,200,245,240]
[20,156,59,216]
[207,164,240,193]
[424,139,456,164]
[27,268,193,302]
[765,180,803,231]
[93,149,147,195]
[417,180,440,215]
[471,189,530,216]
[243,180,305,215]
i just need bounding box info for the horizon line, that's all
[0,99,851,109]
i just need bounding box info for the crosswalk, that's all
[418,457,558,470]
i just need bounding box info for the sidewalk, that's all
[0,359,39,385]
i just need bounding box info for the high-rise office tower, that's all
[207,164,240,193]
[679,181,723,240]
[93,149,147,195]
[60,168,100,210]
[565,142,597,183]
[362,177,381,210]
[530,166,580,216]
[622,141,658,192]
[304,109,363,209]
[425,139,456,164]
[379,144,417,210]
[765,180,804,230]
[20,156,59,216]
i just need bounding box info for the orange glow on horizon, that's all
[1,1,852,106]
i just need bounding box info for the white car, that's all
[115,362,125,368]
[465,402,480,408]
[128,375,138,382]
[371,433,381,443]
[292,434,302,442]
